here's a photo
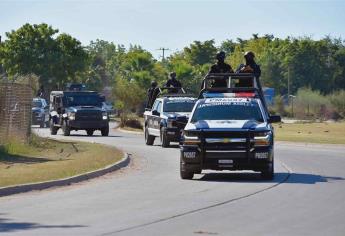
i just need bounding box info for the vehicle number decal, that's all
[184,152,196,158]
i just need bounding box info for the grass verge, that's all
[0,136,123,187]
[274,122,345,144]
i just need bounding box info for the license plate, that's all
[218,159,233,164]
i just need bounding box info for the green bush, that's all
[294,88,332,120]
[328,90,345,118]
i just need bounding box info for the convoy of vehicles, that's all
[37,72,280,180]
[49,90,109,136]
[144,88,197,147]
[31,97,49,128]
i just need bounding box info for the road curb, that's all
[0,153,130,197]
[116,127,143,135]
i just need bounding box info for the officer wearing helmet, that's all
[236,51,261,79]
[209,51,234,87]
[146,80,159,108]
[165,72,182,93]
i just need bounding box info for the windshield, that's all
[32,101,43,108]
[163,100,196,113]
[64,95,101,107]
[191,100,264,122]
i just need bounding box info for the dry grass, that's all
[0,137,122,187]
[274,122,345,144]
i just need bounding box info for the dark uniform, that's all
[236,51,261,87]
[209,51,234,87]
[165,72,182,93]
[146,81,158,108]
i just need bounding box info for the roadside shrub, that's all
[124,118,143,129]
[328,90,345,118]
[294,88,333,120]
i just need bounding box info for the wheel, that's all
[180,156,194,180]
[86,129,94,136]
[261,161,274,180]
[101,125,109,136]
[50,120,58,135]
[160,127,170,148]
[62,120,71,136]
[145,126,155,145]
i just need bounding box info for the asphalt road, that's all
[1,124,345,236]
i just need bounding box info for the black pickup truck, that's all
[49,91,109,136]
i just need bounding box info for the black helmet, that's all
[216,51,226,61]
[244,51,255,58]
[169,72,176,77]
[151,81,157,87]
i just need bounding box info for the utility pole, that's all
[287,66,290,98]
[157,47,170,61]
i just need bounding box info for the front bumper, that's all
[180,144,273,172]
[67,120,109,129]
[32,114,44,124]
[164,127,183,142]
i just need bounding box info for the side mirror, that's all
[152,110,160,116]
[100,95,106,103]
[57,107,62,114]
[268,115,281,123]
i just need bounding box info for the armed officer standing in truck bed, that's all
[209,51,234,87]
[165,72,182,93]
[236,51,261,87]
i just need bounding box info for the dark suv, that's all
[49,91,109,136]
[179,73,281,180]
[144,90,196,147]
[32,98,49,128]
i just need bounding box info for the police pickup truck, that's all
[49,90,109,136]
[144,88,197,147]
[179,73,281,180]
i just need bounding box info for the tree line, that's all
[1,23,345,116]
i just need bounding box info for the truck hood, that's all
[164,112,190,119]
[185,120,267,130]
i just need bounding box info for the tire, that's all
[261,161,274,180]
[86,129,94,136]
[160,127,170,148]
[145,126,155,145]
[50,120,58,135]
[180,156,194,180]
[101,125,109,136]
[62,120,71,136]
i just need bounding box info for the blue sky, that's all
[1,0,345,59]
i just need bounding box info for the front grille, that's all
[76,111,102,121]
[201,131,253,159]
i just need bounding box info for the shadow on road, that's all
[0,153,53,165]
[58,134,123,138]
[198,172,345,184]
[0,217,86,233]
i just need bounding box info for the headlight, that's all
[68,112,75,120]
[183,131,200,145]
[253,131,271,146]
[102,112,108,120]
[167,119,175,128]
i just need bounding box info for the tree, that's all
[0,23,87,89]
[183,40,217,65]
